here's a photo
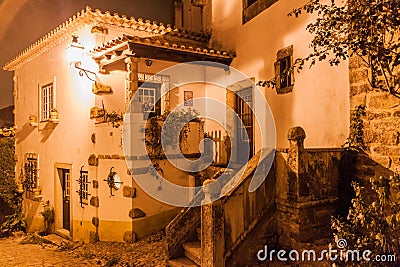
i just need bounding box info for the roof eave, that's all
[128,42,233,66]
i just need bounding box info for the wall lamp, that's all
[145,59,153,66]
[104,167,123,196]
[66,35,97,82]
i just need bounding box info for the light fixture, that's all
[145,59,153,66]
[104,167,123,196]
[66,35,97,82]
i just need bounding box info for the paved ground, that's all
[73,232,166,266]
[0,237,92,266]
[0,232,167,267]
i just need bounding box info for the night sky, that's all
[0,0,174,109]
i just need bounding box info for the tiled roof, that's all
[3,6,210,71]
[92,36,129,53]
[92,35,234,61]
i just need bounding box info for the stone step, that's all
[183,241,201,266]
[41,234,74,247]
[55,229,71,240]
[168,257,198,267]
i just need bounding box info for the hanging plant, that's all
[105,111,123,128]
[144,108,202,191]
[160,108,201,147]
[145,108,202,155]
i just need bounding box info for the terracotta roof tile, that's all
[3,6,211,71]
[91,35,234,60]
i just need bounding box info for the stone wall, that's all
[197,128,343,266]
[349,56,400,175]
[276,127,342,251]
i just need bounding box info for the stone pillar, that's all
[287,126,307,201]
[188,174,195,201]
[201,198,224,267]
[124,57,138,110]
[225,89,238,163]
[173,0,183,28]
[278,126,340,249]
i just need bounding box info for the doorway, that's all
[60,168,71,231]
[235,87,254,163]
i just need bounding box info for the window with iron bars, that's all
[77,167,91,207]
[274,45,295,94]
[24,153,38,199]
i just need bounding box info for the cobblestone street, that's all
[0,238,92,266]
[0,232,167,267]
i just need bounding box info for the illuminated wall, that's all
[13,23,198,243]
[210,0,350,149]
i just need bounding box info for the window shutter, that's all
[155,86,161,116]
[290,56,295,86]
[274,61,281,89]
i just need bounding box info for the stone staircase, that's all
[168,228,202,266]
[166,167,236,267]
[166,149,276,266]
[166,128,344,266]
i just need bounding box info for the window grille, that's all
[76,167,91,207]
[23,153,38,199]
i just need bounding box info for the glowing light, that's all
[65,35,84,64]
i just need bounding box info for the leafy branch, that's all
[285,0,400,97]
[332,174,400,266]
[343,105,366,150]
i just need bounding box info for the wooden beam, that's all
[128,42,233,66]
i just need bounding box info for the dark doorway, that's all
[236,87,254,163]
[61,169,71,231]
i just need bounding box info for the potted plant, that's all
[29,114,38,126]
[49,108,58,121]
[33,187,42,198]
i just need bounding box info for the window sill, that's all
[243,0,279,24]
[25,189,42,201]
[41,119,60,124]
[276,85,293,95]
[94,121,108,127]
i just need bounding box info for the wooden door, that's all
[62,169,71,231]
[236,88,254,163]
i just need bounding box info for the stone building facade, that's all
[3,6,232,243]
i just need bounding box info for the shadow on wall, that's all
[236,2,312,145]
[22,199,41,232]
[40,122,58,143]
[338,149,394,215]
[16,122,35,144]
